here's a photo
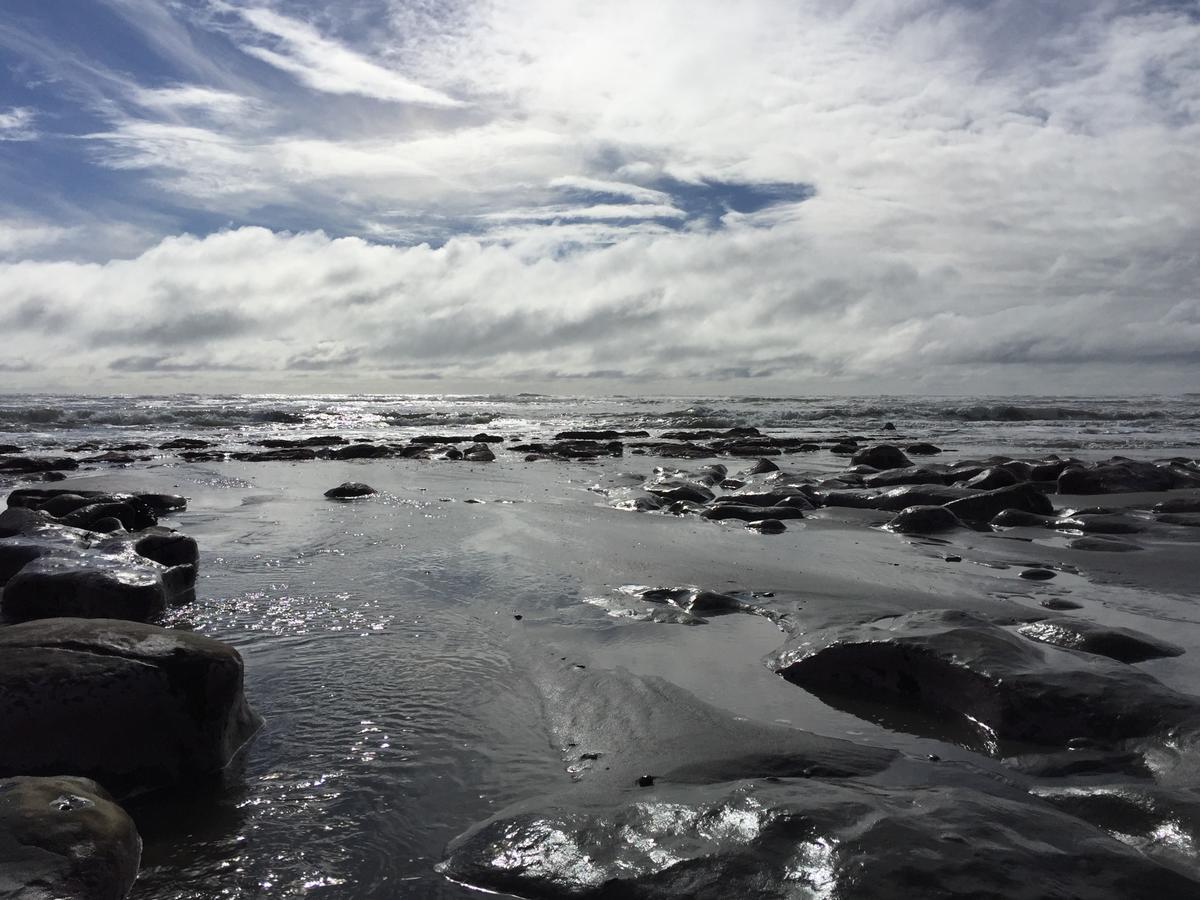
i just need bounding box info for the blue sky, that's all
[1,0,1198,393]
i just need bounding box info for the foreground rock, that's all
[771,609,1200,753]
[1018,618,1185,663]
[0,776,140,900]
[440,776,1200,899]
[885,505,964,534]
[0,619,261,796]
[324,482,377,499]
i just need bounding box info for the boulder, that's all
[0,457,79,474]
[861,466,950,488]
[0,618,261,796]
[0,775,140,900]
[1058,461,1176,494]
[440,777,1200,900]
[1154,497,1200,514]
[885,505,965,534]
[1018,618,1185,663]
[962,466,1019,490]
[771,609,1199,752]
[905,442,942,455]
[322,443,393,460]
[1068,537,1144,552]
[747,518,786,534]
[849,445,912,470]
[324,482,377,499]
[943,483,1054,523]
[700,504,805,522]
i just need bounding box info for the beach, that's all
[2,393,1199,897]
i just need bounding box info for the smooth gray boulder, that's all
[849,444,912,470]
[0,776,140,900]
[885,505,965,534]
[943,483,1054,523]
[0,618,262,796]
[323,482,377,499]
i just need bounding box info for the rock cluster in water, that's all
[0,486,260,899]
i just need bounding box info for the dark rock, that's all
[0,456,79,474]
[882,421,896,430]
[1018,568,1056,580]
[472,433,506,443]
[134,493,187,514]
[771,609,1199,752]
[645,480,715,504]
[829,442,858,455]
[61,500,156,533]
[1018,618,1185,663]
[1159,513,1200,528]
[463,444,496,462]
[555,429,649,440]
[990,509,1058,528]
[747,457,779,475]
[0,506,54,538]
[1058,461,1177,494]
[885,505,964,534]
[0,775,140,900]
[701,504,805,522]
[257,435,347,448]
[862,466,950,488]
[322,443,393,460]
[1154,497,1200,514]
[906,442,943,455]
[747,519,786,534]
[640,587,742,614]
[230,447,316,462]
[1066,514,1143,534]
[712,492,812,509]
[962,466,1019,490]
[324,482,377,499]
[0,618,261,796]
[1068,537,1144,552]
[850,444,912,470]
[159,438,212,450]
[943,483,1054,523]
[1041,598,1084,610]
[440,777,1200,900]
[0,444,22,454]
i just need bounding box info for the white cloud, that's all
[0,107,37,141]
[231,6,463,107]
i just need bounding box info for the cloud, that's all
[0,107,37,141]
[229,6,463,107]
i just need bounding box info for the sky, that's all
[0,0,1198,396]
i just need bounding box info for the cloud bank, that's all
[0,0,1196,393]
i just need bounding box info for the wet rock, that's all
[1069,536,1144,552]
[861,466,950,488]
[1154,497,1200,514]
[230,447,317,462]
[701,504,805,522]
[0,618,261,796]
[850,444,912,470]
[159,438,212,450]
[747,519,786,534]
[962,466,1019,490]
[943,483,1054,523]
[644,478,715,504]
[712,492,813,509]
[829,442,858,455]
[1006,749,1152,779]
[747,457,779,475]
[322,443,394,460]
[0,775,140,900]
[107,529,199,570]
[440,777,1199,900]
[257,435,347,448]
[771,609,1199,752]
[640,587,742,614]
[463,444,497,462]
[0,506,54,538]
[556,429,649,440]
[822,485,977,511]
[134,493,187,514]
[0,456,80,474]
[1159,513,1200,528]
[1018,618,1185,663]
[1058,461,1178,494]
[1018,568,1056,580]
[324,482,377,499]
[1041,598,1084,610]
[1,550,190,623]
[990,509,1058,528]
[884,505,964,534]
[60,499,157,532]
[905,442,942,455]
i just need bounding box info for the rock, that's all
[700,504,805,522]
[1041,598,1084,610]
[1058,461,1177,494]
[324,482,377,499]
[1,549,192,623]
[644,480,715,504]
[1018,568,1056,580]
[1154,497,1200,514]
[0,618,261,796]
[884,505,965,534]
[440,777,1200,900]
[159,438,212,450]
[639,587,743,614]
[712,492,813,509]
[1069,536,1144,552]
[861,466,950,488]
[256,435,347,448]
[943,483,1054,523]
[849,444,913,470]
[0,457,80,474]
[1159,513,1200,527]
[463,444,496,462]
[322,443,393,460]
[230,447,317,462]
[962,466,1019,490]
[0,506,54,538]
[821,485,977,511]
[132,493,187,514]
[771,609,1199,752]
[0,775,140,900]
[990,509,1057,528]
[905,442,942,455]
[747,519,786,534]
[747,457,779,475]
[1018,618,1185,663]
[60,499,156,532]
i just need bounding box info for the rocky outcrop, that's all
[0,775,140,900]
[0,618,261,796]
[771,609,1200,753]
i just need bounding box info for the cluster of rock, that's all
[0,487,260,899]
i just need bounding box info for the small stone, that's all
[636,774,655,787]
[1019,568,1056,581]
